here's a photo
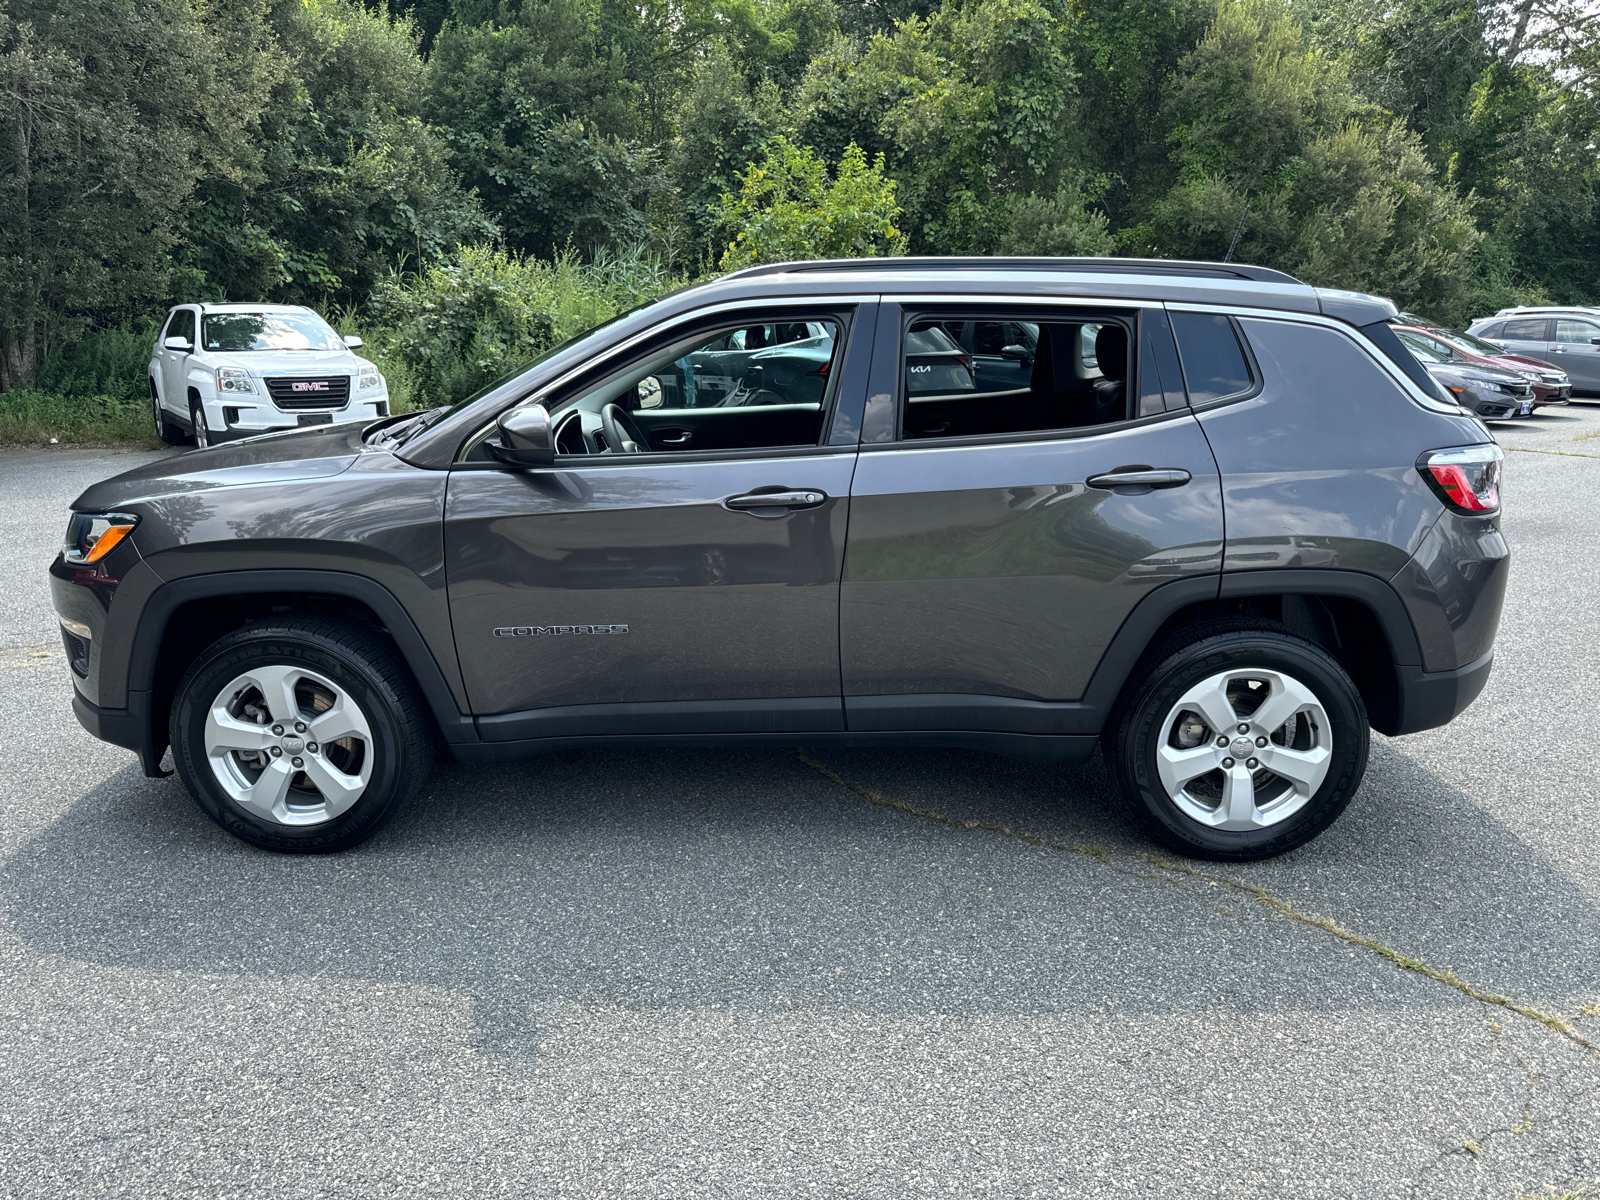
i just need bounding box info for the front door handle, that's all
[1086,467,1192,493]
[724,488,829,515]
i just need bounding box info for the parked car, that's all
[1467,309,1600,395]
[57,257,1507,864]
[1392,321,1570,406]
[1394,329,1535,420]
[148,303,390,446]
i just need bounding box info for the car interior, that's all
[902,316,1133,439]
[467,317,845,460]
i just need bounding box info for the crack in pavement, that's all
[1505,447,1600,460]
[797,748,1600,1192]
[795,749,1596,1053]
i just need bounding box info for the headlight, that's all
[216,367,255,394]
[63,512,139,564]
[357,364,383,390]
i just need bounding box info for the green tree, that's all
[796,0,1084,253]
[1143,0,1480,318]
[186,0,491,307]
[713,137,906,266]
[0,0,276,389]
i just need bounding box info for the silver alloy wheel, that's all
[1154,667,1332,831]
[192,400,210,448]
[203,664,373,826]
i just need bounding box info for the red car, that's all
[1393,318,1572,407]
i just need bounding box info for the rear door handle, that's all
[724,488,829,514]
[1086,467,1192,492]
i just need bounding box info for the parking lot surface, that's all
[2,409,1599,1199]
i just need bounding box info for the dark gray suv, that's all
[50,258,1508,861]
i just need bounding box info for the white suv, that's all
[148,303,389,446]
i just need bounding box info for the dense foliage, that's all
[4,0,1597,405]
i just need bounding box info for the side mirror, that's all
[487,405,554,468]
[1000,344,1033,364]
[343,335,364,349]
[163,336,192,352]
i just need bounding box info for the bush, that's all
[713,139,906,269]
[0,390,153,446]
[365,244,687,407]
[35,323,158,406]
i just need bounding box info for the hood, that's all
[72,421,370,512]
[1428,361,1525,387]
[201,350,358,373]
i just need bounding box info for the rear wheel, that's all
[150,381,184,445]
[170,618,433,853]
[1105,620,1369,861]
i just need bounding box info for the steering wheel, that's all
[600,403,646,453]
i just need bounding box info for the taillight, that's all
[1418,445,1503,515]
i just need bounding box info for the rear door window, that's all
[1169,311,1253,403]
[1502,318,1549,341]
[900,315,1133,439]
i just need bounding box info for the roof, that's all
[701,257,1396,326]
[175,302,318,314]
[724,256,1305,286]
[1491,306,1600,317]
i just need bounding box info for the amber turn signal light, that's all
[63,513,139,564]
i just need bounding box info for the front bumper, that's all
[72,688,169,776]
[205,393,390,438]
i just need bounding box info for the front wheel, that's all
[189,395,212,448]
[1105,621,1369,861]
[170,618,433,853]
[151,382,184,445]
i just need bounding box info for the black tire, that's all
[189,394,211,448]
[150,381,185,446]
[170,618,433,853]
[1103,619,1369,862]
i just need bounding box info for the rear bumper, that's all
[1390,648,1494,736]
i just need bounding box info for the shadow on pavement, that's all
[5,742,1596,1054]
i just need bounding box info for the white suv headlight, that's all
[216,367,255,394]
[358,364,383,390]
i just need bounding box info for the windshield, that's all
[1430,328,1512,358]
[1396,330,1451,363]
[203,312,343,352]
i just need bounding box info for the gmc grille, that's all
[265,375,351,410]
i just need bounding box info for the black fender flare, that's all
[1078,568,1424,731]
[129,569,477,761]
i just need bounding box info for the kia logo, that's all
[291,381,330,392]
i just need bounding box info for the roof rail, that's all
[723,256,1307,288]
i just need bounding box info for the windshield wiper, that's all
[365,407,444,450]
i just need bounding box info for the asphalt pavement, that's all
[1,408,1598,1199]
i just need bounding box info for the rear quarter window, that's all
[1169,311,1253,403]
[1239,317,1416,420]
